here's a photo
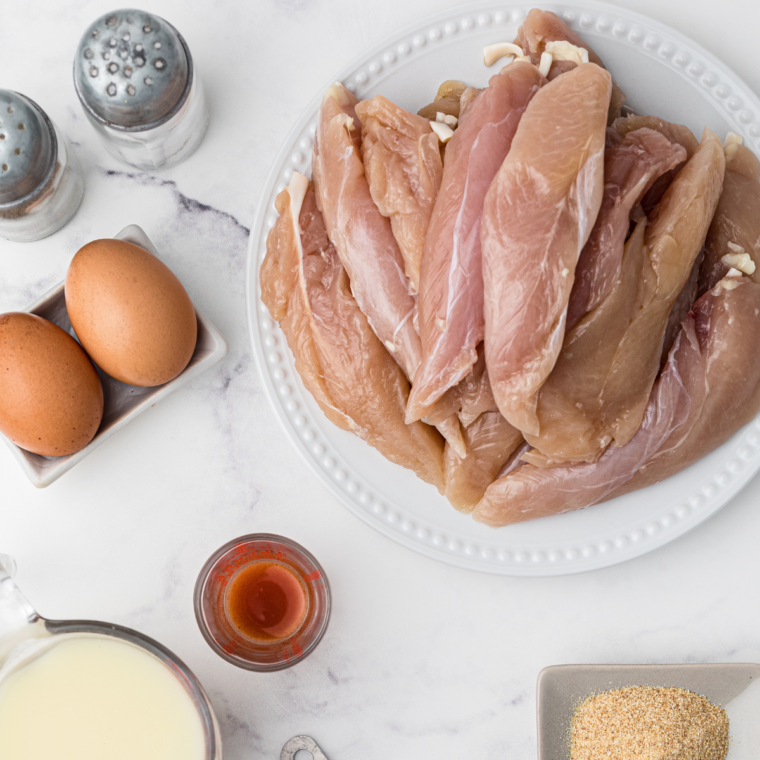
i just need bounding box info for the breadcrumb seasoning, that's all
[570,686,729,760]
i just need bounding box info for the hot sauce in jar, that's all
[194,535,331,671]
[225,560,307,643]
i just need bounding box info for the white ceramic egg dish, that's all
[1,224,228,488]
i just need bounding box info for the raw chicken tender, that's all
[515,8,605,67]
[417,80,468,121]
[566,128,687,330]
[613,276,760,498]
[525,128,723,462]
[518,131,688,466]
[660,250,703,366]
[313,83,420,380]
[699,142,760,294]
[612,114,698,215]
[313,83,464,455]
[406,62,544,424]
[428,346,498,429]
[725,138,760,179]
[473,276,760,526]
[458,87,485,123]
[514,8,625,122]
[260,174,445,491]
[355,96,443,294]
[521,219,650,466]
[613,114,698,156]
[580,129,723,449]
[481,63,611,436]
[444,412,523,513]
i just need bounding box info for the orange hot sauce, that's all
[225,561,307,642]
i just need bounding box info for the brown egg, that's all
[0,313,104,456]
[65,239,198,387]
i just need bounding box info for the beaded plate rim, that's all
[246,0,760,576]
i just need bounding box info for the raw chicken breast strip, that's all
[429,345,499,430]
[513,7,625,122]
[406,62,545,424]
[660,249,703,366]
[517,131,689,466]
[515,8,605,67]
[521,219,651,465]
[587,128,724,447]
[313,83,419,377]
[313,83,465,456]
[566,128,687,330]
[482,63,611,436]
[612,114,698,217]
[444,411,523,513]
[699,141,760,294]
[418,80,469,122]
[614,114,699,154]
[260,173,445,492]
[611,277,760,498]
[473,275,760,527]
[724,138,760,179]
[355,95,443,294]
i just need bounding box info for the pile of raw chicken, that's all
[261,9,760,527]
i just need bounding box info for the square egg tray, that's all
[1,224,228,487]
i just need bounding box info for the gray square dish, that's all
[1,224,228,487]
[537,663,760,759]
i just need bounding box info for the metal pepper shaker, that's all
[73,9,209,171]
[0,91,84,243]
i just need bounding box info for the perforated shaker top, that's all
[74,9,191,130]
[0,91,57,207]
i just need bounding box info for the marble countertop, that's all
[3,0,760,757]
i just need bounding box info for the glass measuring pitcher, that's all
[0,555,222,759]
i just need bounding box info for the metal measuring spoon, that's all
[281,735,330,760]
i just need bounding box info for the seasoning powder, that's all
[570,686,729,760]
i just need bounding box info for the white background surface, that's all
[3,1,760,758]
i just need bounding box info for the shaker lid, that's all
[0,91,57,208]
[73,9,192,131]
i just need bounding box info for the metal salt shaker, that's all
[73,9,209,171]
[0,91,84,243]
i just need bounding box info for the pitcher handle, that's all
[0,555,40,650]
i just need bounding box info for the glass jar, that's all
[194,534,332,672]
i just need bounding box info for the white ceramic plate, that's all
[247,1,760,576]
